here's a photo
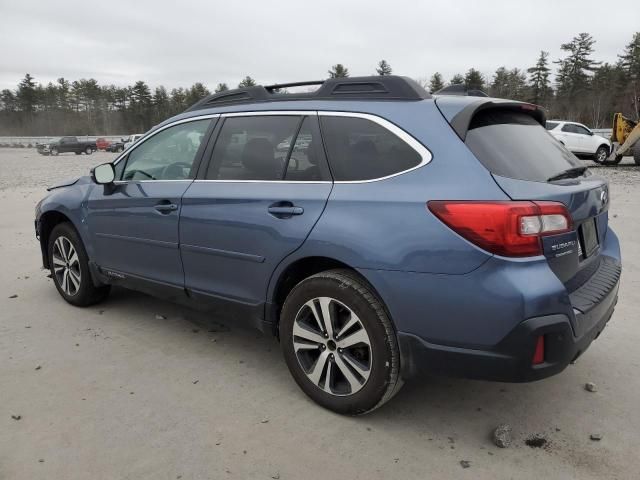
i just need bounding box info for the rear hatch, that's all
[437,98,614,329]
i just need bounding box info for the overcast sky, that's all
[0,0,637,91]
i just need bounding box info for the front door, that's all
[86,117,214,290]
[180,113,332,322]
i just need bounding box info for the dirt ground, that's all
[1,149,639,479]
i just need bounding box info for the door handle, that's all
[155,202,178,213]
[268,202,304,218]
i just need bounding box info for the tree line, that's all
[1,31,638,136]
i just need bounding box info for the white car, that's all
[546,120,611,163]
[124,134,144,150]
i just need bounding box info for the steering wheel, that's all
[160,161,192,180]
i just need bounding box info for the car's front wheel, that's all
[50,147,58,156]
[85,146,93,155]
[48,223,110,306]
[280,269,402,415]
[593,145,609,164]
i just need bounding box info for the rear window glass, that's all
[545,121,559,130]
[465,110,582,182]
[319,116,421,181]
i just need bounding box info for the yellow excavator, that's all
[606,113,640,165]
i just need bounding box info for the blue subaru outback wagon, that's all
[35,76,621,414]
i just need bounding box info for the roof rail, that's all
[185,76,430,112]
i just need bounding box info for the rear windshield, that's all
[465,110,582,182]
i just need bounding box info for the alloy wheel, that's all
[52,236,81,296]
[292,297,372,396]
[597,148,608,162]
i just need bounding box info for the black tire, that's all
[47,222,110,307]
[633,143,640,166]
[117,146,124,153]
[50,147,59,156]
[593,145,609,164]
[85,146,93,155]
[280,269,402,415]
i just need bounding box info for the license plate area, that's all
[578,219,599,259]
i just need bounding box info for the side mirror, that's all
[589,131,594,136]
[91,163,115,184]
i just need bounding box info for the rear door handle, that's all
[268,202,304,218]
[155,203,178,213]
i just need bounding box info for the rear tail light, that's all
[427,201,572,257]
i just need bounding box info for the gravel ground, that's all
[2,149,640,479]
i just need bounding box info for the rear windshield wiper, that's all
[547,166,588,182]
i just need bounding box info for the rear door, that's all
[462,108,609,290]
[179,113,332,321]
[560,123,586,153]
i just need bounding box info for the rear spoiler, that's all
[436,98,546,141]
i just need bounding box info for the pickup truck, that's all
[36,136,97,156]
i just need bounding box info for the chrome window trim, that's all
[221,110,316,118]
[193,180,331,184]
[318,111,432,184]
[112,114,220,167]
[111,110,432,184]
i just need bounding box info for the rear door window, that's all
[319,116,422,181]
[465,110,582,182]
[206,115,330,181]
[545,121,559,130]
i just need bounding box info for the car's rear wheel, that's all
[85,146,92,155]
[48,223,110,306]
[280,269,402,415]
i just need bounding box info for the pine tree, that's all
[185,82,210,106]
[17,73,38,112]
[238,76,257,88]
[464,68,485,91]
[1,89,17,112]
[215,83,229,93]
[428,73,444,93]
[619,32,640,119]
[555,33,600,99]
[376,60,392,76]
[153,86,170,122]
[328,64,349,78]
[170,88,187,112]
[450,74,464,85]
[527,51,552,105]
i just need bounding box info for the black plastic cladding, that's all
[185,76,431,112]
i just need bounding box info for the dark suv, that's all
[35,76,621,414]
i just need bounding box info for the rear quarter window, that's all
[319,116,422,181]
[465,110,582,183]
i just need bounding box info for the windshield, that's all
[465,110,583,183]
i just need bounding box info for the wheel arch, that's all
[38,210,75,268]
[266,255,390,337]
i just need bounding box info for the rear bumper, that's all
[398,261,620,382]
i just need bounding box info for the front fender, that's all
[37,178,96,260]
